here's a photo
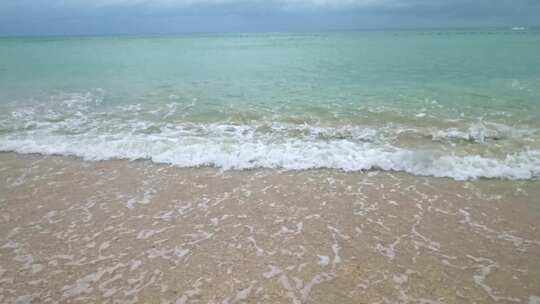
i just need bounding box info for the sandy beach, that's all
[1,152,539,303]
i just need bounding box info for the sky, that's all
[0,0,539,36]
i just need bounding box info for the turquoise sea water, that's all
[1,30,540,180]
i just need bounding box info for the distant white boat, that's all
[512,27,526,31]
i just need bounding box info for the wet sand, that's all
[1,152,539,304]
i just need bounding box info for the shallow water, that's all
[1,153,539,303]
[1,31,540,180]
[2,30,540,303]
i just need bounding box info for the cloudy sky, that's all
[1,0,539,36]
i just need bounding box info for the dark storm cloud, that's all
[0,0,539,36]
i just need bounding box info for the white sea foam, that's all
[1,93,539,181]
[0,123,539,181]
[431,122,536,143]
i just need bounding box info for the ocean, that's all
[1,30,539,180]
[2,30,540,304]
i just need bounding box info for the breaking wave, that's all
[1,123,539,181]
[1,91,539,181]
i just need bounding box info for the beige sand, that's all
[1,152,539,303]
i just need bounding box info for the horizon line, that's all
[1,25,539,39]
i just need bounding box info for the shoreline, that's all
[1,147,538,182]
[1,152,540,303]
